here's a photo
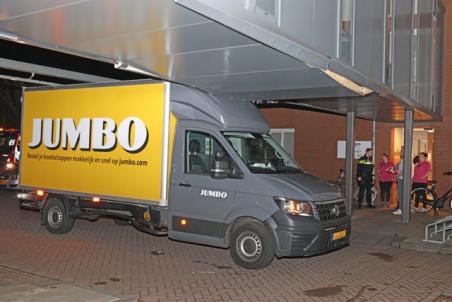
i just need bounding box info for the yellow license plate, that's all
[332,230,347,241]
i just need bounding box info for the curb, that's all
[392,239,452,255]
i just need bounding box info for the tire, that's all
[43,198,74,234]
[230,221,274,270]
[410,188,433,213]
[371,187,378,204]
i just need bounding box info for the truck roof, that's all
[170,83,268,133]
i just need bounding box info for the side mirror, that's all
[210,151,229,179]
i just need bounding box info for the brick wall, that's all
[260,109,392,182]
[433,0,452,197]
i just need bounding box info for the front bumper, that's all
[0,166,19,188]
[266,210,351,258]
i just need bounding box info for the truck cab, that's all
[0,128,20,188]
[167,85,350,269]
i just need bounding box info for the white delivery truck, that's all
[18,81,350,269]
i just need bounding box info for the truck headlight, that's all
[273,197,313,216]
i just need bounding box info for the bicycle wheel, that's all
[371,187,377,204]
[410,188,434,213]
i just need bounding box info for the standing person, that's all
[412,152,432,209]
[357,148,374,208]
[378,153,395,208]
[393,147,404,215]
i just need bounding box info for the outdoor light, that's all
[180,218,188,226]
[113,61,160,77]
[322,69,373,96]
[0,30,18,41]
[274,197,313,216]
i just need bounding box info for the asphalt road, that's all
[0,188,451,302]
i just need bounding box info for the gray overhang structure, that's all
[0,0,445,122]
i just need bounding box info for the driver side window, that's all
[185,131,229,175]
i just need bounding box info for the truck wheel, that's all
[43,198,74,234]
[230,221,274,269]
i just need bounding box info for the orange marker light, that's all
[180,218,188,226]
[92,197,101,203]
[36,190,45,197]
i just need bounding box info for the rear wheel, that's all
[230,221,274,270]
[43,198,74,234]
[410,188,433,213]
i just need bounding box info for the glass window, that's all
[185,131,230,175]
[0,132,18,153]
[385,0,393,84]
[270,128,295,157]
[340,0,354,63]
[223,132,301,174]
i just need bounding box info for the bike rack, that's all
[423,215,452,244]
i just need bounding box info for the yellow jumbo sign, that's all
[21,83,175,202]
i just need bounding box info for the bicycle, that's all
[335,169,377,206]
[410,171,452,216]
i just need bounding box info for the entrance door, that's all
[169,127,243,247]
[392,128,434,167]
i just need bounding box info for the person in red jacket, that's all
[378,153,395,208]
[412,152,432,208]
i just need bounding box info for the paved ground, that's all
[1,188,451,302]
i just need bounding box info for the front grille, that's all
[315,199,347,221]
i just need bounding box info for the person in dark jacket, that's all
[356,148,374,208]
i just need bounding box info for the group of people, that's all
[356,147,431,214]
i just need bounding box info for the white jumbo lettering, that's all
[200,189,228,199]
[28,117,148,152]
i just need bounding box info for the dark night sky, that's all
[0,39,151,129]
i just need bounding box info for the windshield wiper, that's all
[249,167,278,174]
[275,166,302,174]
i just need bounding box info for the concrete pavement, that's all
[1,188,451,301]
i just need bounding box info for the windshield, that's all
[223,132,302,174]
[0,132,17,153]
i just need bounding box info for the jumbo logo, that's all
[28,117,148,153]
[200,189,228,199]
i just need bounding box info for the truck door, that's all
[169,129,242,247]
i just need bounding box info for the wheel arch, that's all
[223,210,279,251]
[40,194,75,224]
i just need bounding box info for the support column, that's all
[345,110,355,216]
[402,108,413,223]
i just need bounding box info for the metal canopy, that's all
[0,0,439,121]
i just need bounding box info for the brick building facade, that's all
[261,1,451,205]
